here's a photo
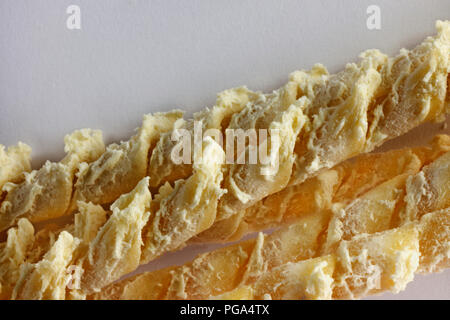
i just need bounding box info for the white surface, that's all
[0,0,449,299]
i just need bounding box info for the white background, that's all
[0,0,449,299]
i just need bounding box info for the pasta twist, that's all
[0,20,449,300]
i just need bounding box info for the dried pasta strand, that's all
[1,21,448,239]
[211,218,425,300]
[95,208,448,300]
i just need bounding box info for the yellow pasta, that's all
[0,20,448,300]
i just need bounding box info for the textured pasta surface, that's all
[0,21,449,300]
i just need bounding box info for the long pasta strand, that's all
[1,21,448,239]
